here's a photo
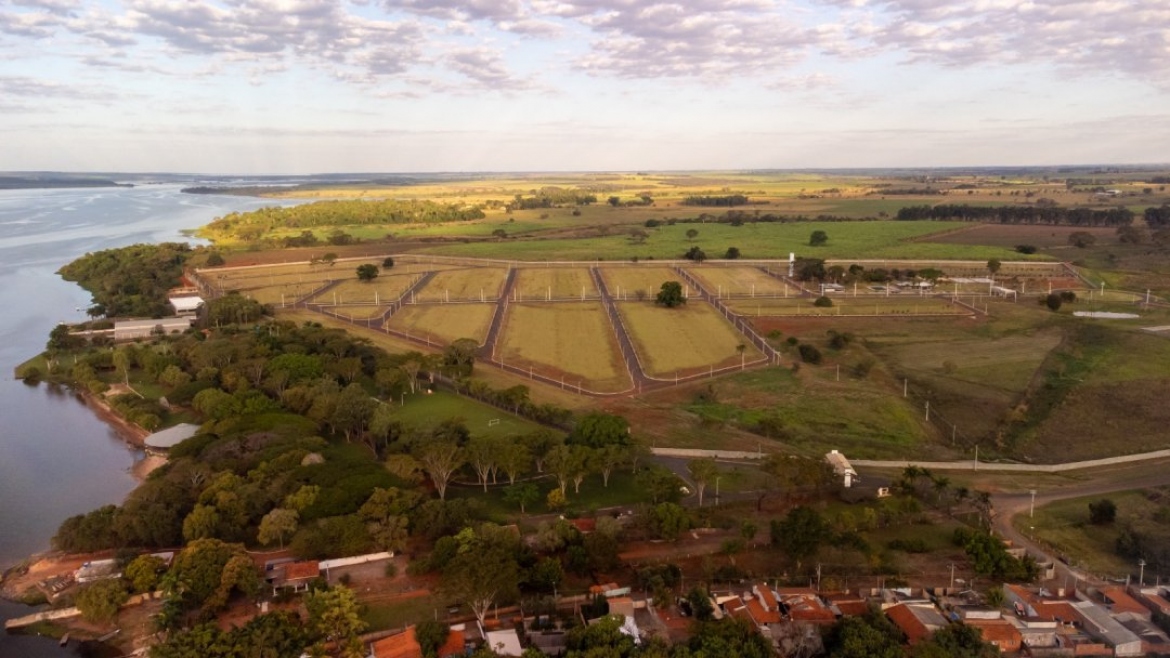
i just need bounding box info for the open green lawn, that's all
[388,390,543,440]
[447,469,652,521]
[497,302,630,392]
[361,594,441,632]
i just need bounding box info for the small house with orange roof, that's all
[371,626,422,658]
[273,560,319,592]
[753,582,779,612]
[886,603,946,645]
[967,618,1023,653]
[1101,587,1151,620]
[778,589,836,625]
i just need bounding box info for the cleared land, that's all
[386,303,495,346]
[309,274,422,305]
[600,267,681,301]
[513,268,597,300]
[326,304,390,320]
[685,266,794,297]
[730,296,968,317]
[390,390,543,440]
[497,303,630,392]
[414,267,508,302]
[881,330,1061,394]
[618,301,760,377]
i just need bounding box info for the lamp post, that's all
[1030,489,1037,518]
[1139,559,1147,587]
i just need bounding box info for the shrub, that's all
[813,296,833,307]
[798,344,823,364]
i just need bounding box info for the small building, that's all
[483,628,523,657]
[75,559,121,583]
[143,423,201,455]
[967,618,1023,653]
[272,560,319,592]
[886,603,947,645]
[778,588,836,625]
[753,583,779,612]
[529,631,567,656]
[168,295,204,316]
[1100,587,1151,620]
[371,626,421,658]
[825,450,857,488]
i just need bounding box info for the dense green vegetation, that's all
[58,242,192,317]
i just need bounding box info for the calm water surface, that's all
[0,185,298,656]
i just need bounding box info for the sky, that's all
[1,0,1168,174]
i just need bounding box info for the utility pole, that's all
[1030,489,1037,518]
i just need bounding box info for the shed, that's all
[169,296,204,315]
[143,423,201,455]
[113,317,193,341]
[483,628,523,657]
[825,450,857,488]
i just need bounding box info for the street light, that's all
[1139,559,1147,587]
[1030,489,1037,518]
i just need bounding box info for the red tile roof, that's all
[1102,587,1150,617]
[745,598,782,624]
[283,561,320,582]
[437,629,464,658]
[886,604,942,645]
[372,627,422,658]
[781,593,836,624]
[967,619,1023,652]
[755,583,779,611]
[571,518,597,533]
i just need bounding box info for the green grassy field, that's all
[618,301,760,377]
[386,303,495,346]
[414,267,508,302]
[389,390,543,440]
[880,329,1061,394]
[513,267,597,300]
[447,469,652,520]
[497,302,630,392]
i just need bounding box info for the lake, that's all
[0,185,298,656]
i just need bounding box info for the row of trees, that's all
[896,203,1137,227]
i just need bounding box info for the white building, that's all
[825,450,857,488]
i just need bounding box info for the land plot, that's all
[618,301,760,377]
[728,296,968,317]
[308,274,422,305]
[325,304,391,321]
[600,267,681,301]
[386,303,494,346]
[391,390,543,440]
[234,282,325,305]
[513,268,597,301]
[414,267,508,302]
[685,266,794,297]
[210,267,339,289]
[496,303,630,392]
[926,224,1118,249]
[881,330,1061,393]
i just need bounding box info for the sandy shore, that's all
[79,386,150,447]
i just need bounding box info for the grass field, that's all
[600,266,681,300]
[447,470,653,520]
[308,274,423,305]
[513,267,597,300]
[233,282,324,305]
[414,267,508,302]
[497,302,630,392]
[390,390,543,439]
[730,296,968,317]
[386,303,495,346]
[326,304,389,320]
[881,330,1061,394]
[618,301,760,377]
[275,308,437,355]
[685,265,794,297]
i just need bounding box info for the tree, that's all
[306,586,367,656]
[813,295,833,307]
[607,196,621,207]
[503,483,540,514]
[544,445,578,496]
[569,412,630,448]
[125,554,168,593]
[442,536,520,626]
[418,441,463,500]
[416,620,451,658]
[1089,498,1117,525]
[685,617,775,658]
[686,586,715,621]
[683,245,707,263]
[655,281,686,307]
[1069,231,1097,248]
[356,263,379,281]
[442,338,478,377]
[772,506,831,567]
[257,508,299,548]
[204,251,225,266]
[595,444,628,487]
[164,539,260,615]
[1044,293,1063,312]
[359,488,417,552]
[382,256,396,269]
[986,259,1001,277]
[914,622,1000,658]
[810,230,828,246]
[321,252,338,265]
[650,502,690,541]
[798,343,823,364]
[724,246,741,259]
[75,579,129,624]
[687,458,719,507]
[686,228,699,241]
[466,436,501,492]
[824,613,905,658]
[497,441,530,485]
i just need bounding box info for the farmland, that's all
[730,296,969,318]
[686,265,794,297]
[618,301,760,377]
[496,302,630,392]
[307,274,423,305]
[386,303,495,346]
[600,266,681,300]
[413,267,508,302]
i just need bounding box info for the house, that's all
[1072,601,1145,657]
[1134,587,1170,617]
[75,559,121,583]
[967,618,1023,653]
[113,316,194,341]
[824,450,857,488]
[777,588,836,625]
[753,583,779,612]
[371,627,421,658]
[1100,587,1151,620]
[529,631,567,657]
[823,591,869,618]
[272,560,319,592]
[886,603,947,645]
[168,295,204,316]
[143,423,201,456]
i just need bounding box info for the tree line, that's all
[58,242,193,318]
[896,203,1137,227]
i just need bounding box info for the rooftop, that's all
[144,423,201,450]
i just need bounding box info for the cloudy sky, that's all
[1,0,1168,173]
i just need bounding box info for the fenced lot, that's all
[308,274,423,305]
[726,296,970,317]
[617,301,760,377]
[387,303,495,346]
[600,267,680,300]
[497,302,630,392]
[414,267,508,302]
[512,267,597,300]
[685,265,794,297]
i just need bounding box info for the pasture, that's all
[618,301,760,377]
[389,390,544,440]
[324,305,389,320]
[600,267,681,300]
[512,267,597,300]
[879,330,1062,394]
[414,267,508,302]
[497,302,630,392]
[386,302,495,346]
[685,265,794,297]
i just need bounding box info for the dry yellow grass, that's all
[414,267,508,302]
[325,305,390,320]
[274,309,435,355]
[513,268,597,300]
[497,303,629,391]
[309,274,423,305]
[618,301,759,376]
[386,303,495,345]
[725,296,966,316]
[685,266,794,297]
[600,267,681,301]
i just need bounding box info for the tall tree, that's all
[257,508,299,549]
[687,458,719,507]
[417,441,463,501]
[306,586,367,658]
